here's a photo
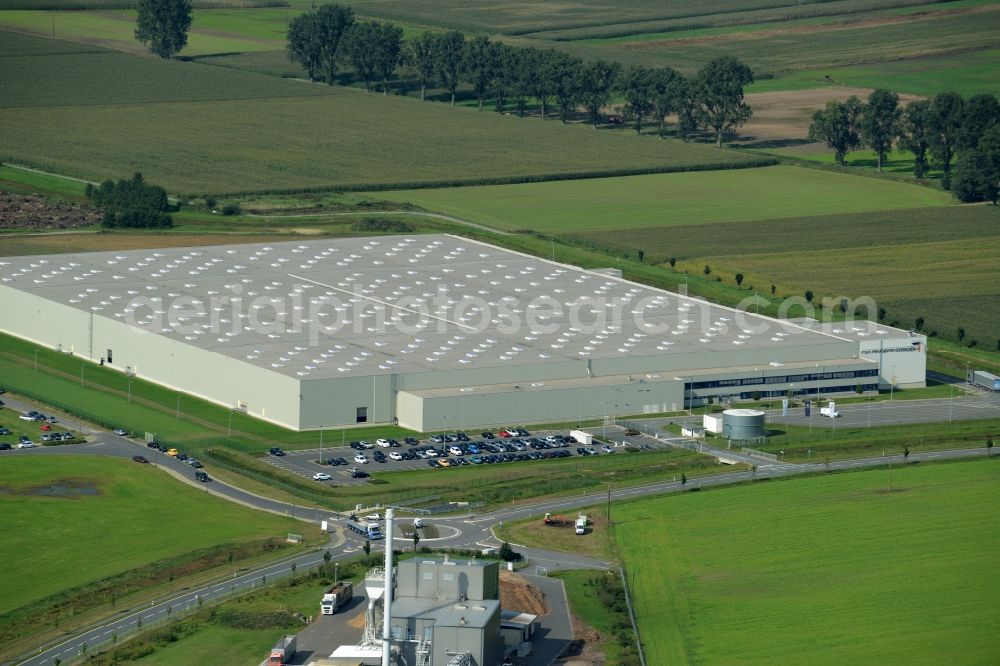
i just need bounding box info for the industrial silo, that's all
[722,409,765,440]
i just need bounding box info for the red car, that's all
[498,429,512,438]
[40,424,52,431]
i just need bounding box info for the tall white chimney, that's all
[382,508,394,666]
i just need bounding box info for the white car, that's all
[18,414,34,421]
[448,445,464,456]
[376,438,391,447]
[113,428,128,436]
[601,445,615,454]
[388,451,403,461]
[18,441,37,448]
[366,513,381,522]
[312,472,332,481]
[354,454,369,464]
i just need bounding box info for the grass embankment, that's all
[82,556,369,666]
[207,444,720,512]
[0,456,313,660]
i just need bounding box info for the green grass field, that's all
[566,204,1000,346]
[0,456,297,615]
[0,31,761,193]
[380,165,951,232]
[0,8,286,55]
[615,460,1000,665]
[557,1,1000,75]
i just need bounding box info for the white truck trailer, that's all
[268,635,296,666]
[320,581,353,615]
[972,370,1000,391]
[575,514,588,535]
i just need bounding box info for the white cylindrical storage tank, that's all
[722,409,765,439]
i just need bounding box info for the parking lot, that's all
[258,427,641,485]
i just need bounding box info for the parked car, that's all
[624,428,640,436]
[189,459,203,468]
[17,441,37,448]
[372,451,387,463]
[19,413,35,421]
[176,453,188,461]
[388,451,403,461]
[0,443,12,450]
[366,513,380,521]
[354,454,369,464]
[147,441,162,450]
[0,427,12,435]
[165,448,179,457]
[39,423,52,431]
[481,431,495,439]
[312,472,332,481]
[113,428,128,436]
[132,455,149,463]
[269,447,285,456]
[404,437,418,446]
[195,471,210,482]
[376,438,391,447]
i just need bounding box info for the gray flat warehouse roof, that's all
[0,235,862,380]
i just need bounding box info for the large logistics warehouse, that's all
[0,235,925,431]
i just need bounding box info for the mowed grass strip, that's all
[618,460,1000,665]
[380,166,952,232]
[0,456,297,615]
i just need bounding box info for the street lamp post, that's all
[227,410,236,438]
[890,365,896,403]
[949,383,954,423]
[867,396,871,429]
[602,401,608,439]
[128,379,133,404]
[34,349,39,372]
[320,425,325,464]
[80,364,84,387]
[176,395,182,420]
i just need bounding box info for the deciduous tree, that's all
[135,0,192,59]
[618,65,654,134]
[342,22,379,92]
[462,36,492,111]
[928,92,964,180]
[694,56,754,147]
[957,93,1000,151]
[405,32,438,101]
[552,53,583,123]
[650,66,682,138]
[577,59,621,127]
[952,124,1000,203]
[898,99,932,178]
[287,11,323,82]
[808,96,862,165]
[861,88,899,172]
[314,3,354,84]
[371,22,403,95]
[435,30,465,106]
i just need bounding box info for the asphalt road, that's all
[5,391,998,665]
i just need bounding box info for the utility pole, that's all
[607,483,612,524]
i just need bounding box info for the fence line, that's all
[741,447,778,462]
[47,559,324,666]
[619,564,646,666]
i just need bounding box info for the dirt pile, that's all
[0,191,101,229]
[499,570,548,617]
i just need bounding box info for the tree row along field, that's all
[617,460,1000,665]
[0,31,763,193]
